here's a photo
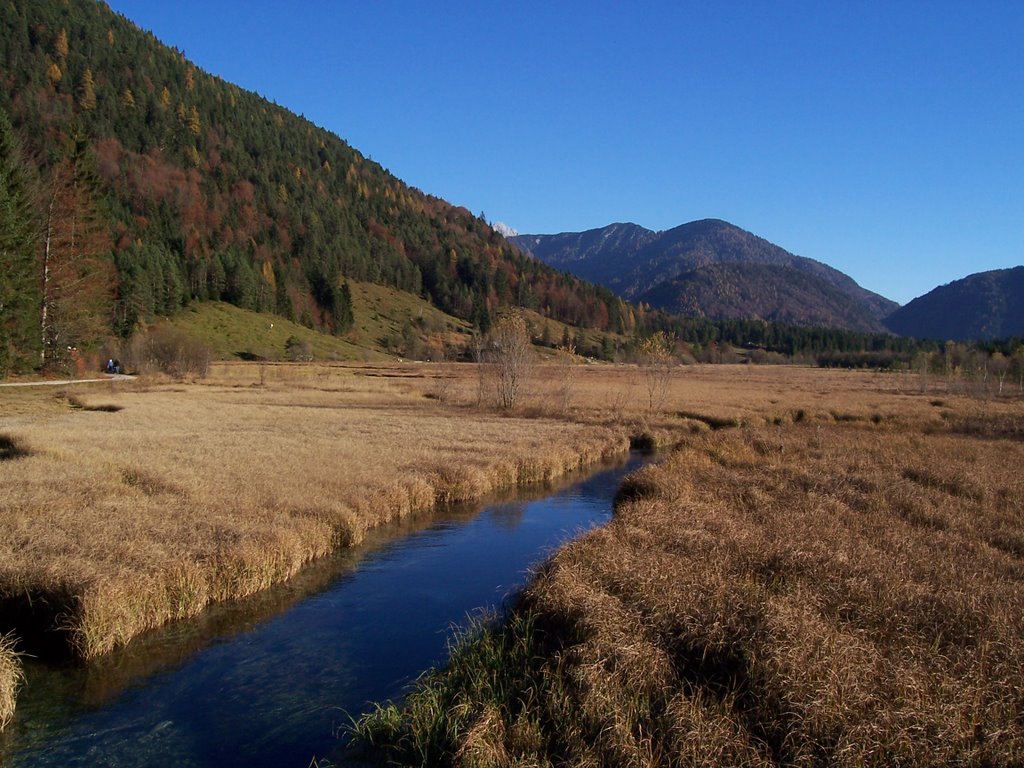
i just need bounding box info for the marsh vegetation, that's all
[2,359,1023,752]
[353,368,1024,766]
[0,364,632,667]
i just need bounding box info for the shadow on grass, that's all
[66,396,123,413]
[0,435,30,461]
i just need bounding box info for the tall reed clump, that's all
[351,610,553,766]
[0,632,22,731]
[353,422,1024,766]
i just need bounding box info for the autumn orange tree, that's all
[38,133,116,372]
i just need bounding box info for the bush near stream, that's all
[354,420,1024,766]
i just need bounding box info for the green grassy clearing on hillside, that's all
[164,281,473,362]
[162,281,628,364]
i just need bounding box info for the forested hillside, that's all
[884,267,1024,341]
[0,0,633,374]
[639,262,889,333]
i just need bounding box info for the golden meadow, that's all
[3,361,1023,752]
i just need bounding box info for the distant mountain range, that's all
[512,220,898,334]
[882,267,1024,341]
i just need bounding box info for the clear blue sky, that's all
[106,0,1023,305]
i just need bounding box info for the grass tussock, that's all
[351,611,549,766]
[355,421,1024,765]
[0,632,22,732]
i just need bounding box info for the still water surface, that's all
[2,452,649,767]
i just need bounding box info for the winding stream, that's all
[1,452,650,767]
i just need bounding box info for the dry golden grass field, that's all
[3,360,1023,741]
[351,365,1024,766]
[0,363,630,662]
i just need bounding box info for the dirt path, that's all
[0,374,135,388]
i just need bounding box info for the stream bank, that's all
[1,451,653,767]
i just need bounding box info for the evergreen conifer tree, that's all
[336,281,354,333]
[0,109,42,376]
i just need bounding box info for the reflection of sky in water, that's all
[2,454,649,768]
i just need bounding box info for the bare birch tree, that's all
[487,311,533,410]
[638,331,675,412]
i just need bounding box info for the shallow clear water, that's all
[1,452,649,767]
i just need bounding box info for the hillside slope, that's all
[640,262,888,332]
[0,0,633,368]
[883,266,1024,341]
[514,219,896,332]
